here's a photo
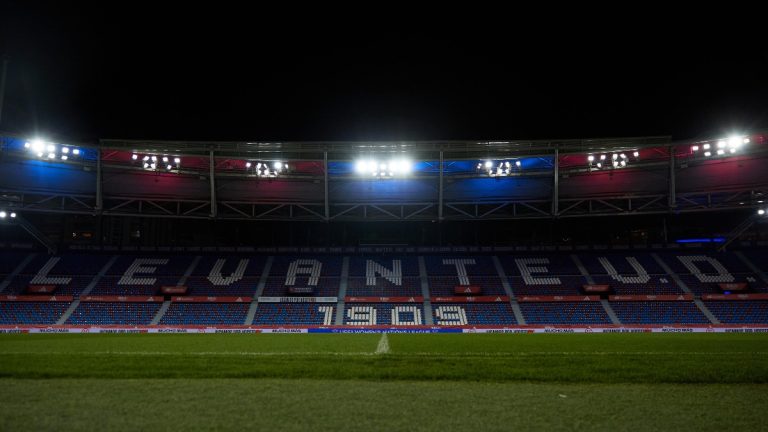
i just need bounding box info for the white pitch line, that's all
[0,350,764,357]
[0,351,376,356]
[375,351,768,357]
[375,333,390,354]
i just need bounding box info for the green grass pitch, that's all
[1,333,767,431]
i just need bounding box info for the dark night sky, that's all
[1,2,766,144]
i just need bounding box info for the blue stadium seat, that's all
[0,301,70,324]
[519,302,611,324]
[252,303,335,325]
[704,301,768,324]
[610,301,709,324]
[346,277,422,296]
[160,303,249,325]
[66,302,161,325]
[433,303,517,325]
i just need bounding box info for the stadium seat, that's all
[343,303,425,325]
[519,302,611,325]
[703,301,768,324]
[66,302,161,325]
[252,303,335,325]
[0,301,70,324]
[160,303,249,325]
[433,303,517,325]
[610,301,709,324]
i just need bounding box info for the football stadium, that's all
[1,132,768,430]
[1,5,767,431]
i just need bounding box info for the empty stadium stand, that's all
[185,256,265,296]
[252,303,335,325]
[0,250,765,327]
[1,254,112,296]
[343,303,425,325]
[610,301,710,324]
[656,252,760,295]
[703,300,768,324]
[519,302,612,325]
[66,302,161,325]
[346,256,421,296]
[0,301,70,324]
[433,303,518,326]
[160,302,250,325]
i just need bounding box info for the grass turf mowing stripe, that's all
[0,351,766,356]
[0,333,766,383]
[1,379,767,431]
[1,352,766,383]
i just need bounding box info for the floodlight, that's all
[515,160,521,167]
[717,149,725,155]
[151,156,157,161]
[728,136,741,147]
[600,154,606,160]
[132,154,138,160]
[703,144,710,150]
[246,162,252,168]
[633,151,639,157]
[174,157,181,164]
[72,149,80,155]
[0,211,5,218]
[355,160,367,173]
[47,144,56,152]
[32,140,45,152]
[760,209,766,215]
[484,161,493,168]
[162,156,169,162]
[704,151,711,157]
[10,212,16,218]
[744,138,750,144]
[717,141,726,148]
[62,147,70,154]
[143,155,149,161]
[274,162,283,170]
[505,161,511,168]
[24,142,30,148]
[612,154,618,160]
[692,146,699,152]
[395,159,412,174]
[588,155,594,162]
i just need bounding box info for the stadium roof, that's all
[99,136,672,160]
